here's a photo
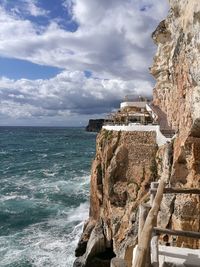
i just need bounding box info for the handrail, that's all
[153,227,200,239]
[150,187,200,194]
[132,143,200,266]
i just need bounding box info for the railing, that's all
[110,182,200,267]
[109,145,200,267]
[103,121,158,126]
[132,143,200,267]
[133,182,200,267]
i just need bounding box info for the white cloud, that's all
[7,0,48,17]
[0,0,169,79]
[62,0,74,14]
[0,70,153,120]
[0,0,169,124]
[26,0,48,17]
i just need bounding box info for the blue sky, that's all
[0,0,169,126]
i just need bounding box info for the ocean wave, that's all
[0,202,89,267]
[52,152,65,157]
[0,195,28,202]
[0,174,90,207]
[66,202,89,223]
[0,150,8,155]
[42,170,57,177]
[27,170,36,174]
[38,174,90,193]
[41,153,48,158]
[0,128,96,267]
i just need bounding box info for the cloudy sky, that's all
[0,0,169,126]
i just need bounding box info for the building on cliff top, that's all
[105,95,154,126]
[103,95,175,146]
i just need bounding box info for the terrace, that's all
[103,96,175,146]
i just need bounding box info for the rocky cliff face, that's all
[151,0,200,138]
[151,0,200,248]
[85,119,105,132]
[74,1,200,266]
[74,130,158,267]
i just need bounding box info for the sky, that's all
[0,0,169,126]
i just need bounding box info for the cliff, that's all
[151,0,200,138]
[74,130,158,267]
[85,119,105,132]
[151,0,200,248]
[74,1,200,266]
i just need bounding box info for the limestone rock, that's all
[75,220,95,257]
[111,257,127,267]
[74,223,109,267]
[74,130,158,266]
[158,194,175,229]
[151,0,200,137]
[85,119,104,132]
[152,0,200,248]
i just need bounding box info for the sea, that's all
[0,127,97,267]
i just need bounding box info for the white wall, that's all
[120,102,147,109]
[102,124,172,146]
[132,245,200,266]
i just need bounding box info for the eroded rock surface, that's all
[151,0,200,248]
[75,130,157,266]
[151,0,200,137]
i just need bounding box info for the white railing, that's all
[120,101,147,109]
[145,103,158,121]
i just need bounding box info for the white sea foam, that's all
[52,152,65,156]
[41,153,48,158]
[38,174,90,197]
[0,202,90,267]
[27,169,36,174]
[0,195,28,202]
[0,150,8,155]
[42,170,57,177]
[67,202,89,222]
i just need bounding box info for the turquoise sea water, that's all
[0,127,96,267]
